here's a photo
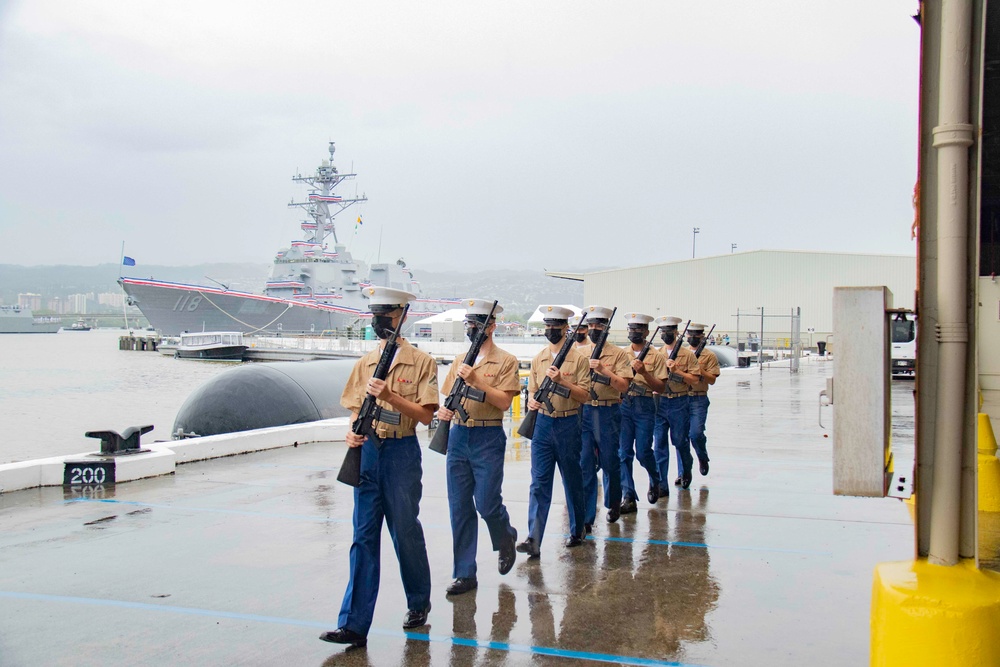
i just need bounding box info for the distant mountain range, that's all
[0,263,584,322]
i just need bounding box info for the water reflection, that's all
[514,488,722,663]
[448,588,477,666]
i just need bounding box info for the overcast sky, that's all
[0,1,920,273]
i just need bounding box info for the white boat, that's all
[175,332,247,361]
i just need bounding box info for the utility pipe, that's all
[928,0,974,566]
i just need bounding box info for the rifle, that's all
[625,323,663,397]
[516,313,589,439]
[666,320,692,385]
[336,304,410,487]
[693,324,716,358]
[588,307,618,400]
[428,300,498,455]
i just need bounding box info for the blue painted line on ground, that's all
[0,590,706,667]
[64,499,826,556]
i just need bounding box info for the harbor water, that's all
[0,330,232,463]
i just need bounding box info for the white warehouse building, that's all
[547,250,916,346]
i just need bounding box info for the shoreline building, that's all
[547,249,916,348]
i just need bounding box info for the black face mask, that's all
[372,315,395,340]
[465,323,480,343]
[575,331,588,343]
[660,331,676,345]
[628,331,646,345]
[688,336,702,348]
[544,327,565,344]
[588,328,603,344]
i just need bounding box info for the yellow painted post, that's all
[871,560,1000,666]
[511,393,521,419]
[979,413,1000,513]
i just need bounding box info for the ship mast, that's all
[287,141,367,245]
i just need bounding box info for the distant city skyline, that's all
[0,1,921,272]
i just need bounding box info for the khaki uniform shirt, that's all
[573,340,594,358]
[626,345,668,393]
[340,338,439,438]
[441,344,520,424]
[590,343,631,403]
[528,345,591,415]
[662,343,700,396]
[690,349,721,394]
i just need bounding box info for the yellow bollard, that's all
[871,559,1000,666]
[511,393,521,420]
[980,413,1000,513]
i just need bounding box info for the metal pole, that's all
[759,306,764,368]
[927,0,973,566]
[731,243,737,253]
[692,227,700,258]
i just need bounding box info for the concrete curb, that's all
[0,417,350,494]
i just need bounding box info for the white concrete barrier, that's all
[0,417,351,494]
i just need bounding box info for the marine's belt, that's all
[540,408,580,418]
[375,426,416,439]
[689,391,709,396]
[664,392,689,399]
[627,386,651,397]
[454,419,504,428]
[588,399,621,407]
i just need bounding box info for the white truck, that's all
[890,314,916,379]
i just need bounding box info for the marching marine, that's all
[570,313,593,356]
[580,305,631,529]
[437,299,521,595]
[320,287,438,648]
[619,313,668,511]
[517,305,590,557]
[652,316,701,490]
[686,323,720,477]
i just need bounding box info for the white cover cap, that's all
[569,314,589,327]
[540,305,575,322]
[687,322,707,333]
[655,315,683,328]
[462,298,503,319]
[365,286,416,308]
[625,312,654,326]
[584,305,614,321]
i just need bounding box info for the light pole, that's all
[692,227,700,258]
[731,243,737,253]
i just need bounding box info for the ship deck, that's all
[0,359,915,666]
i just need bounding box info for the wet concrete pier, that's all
[0,358,913,666]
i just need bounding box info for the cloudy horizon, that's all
[0,1,921,272]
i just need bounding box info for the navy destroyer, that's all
[120,143,458,335]
[0,306,62,334]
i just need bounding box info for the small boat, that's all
[66,319,92,331]
[175,331,247,361]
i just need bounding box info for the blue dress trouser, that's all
[446,424,516,579]
[619,395,658,500]
[654,395,692,483]
[581,404,623,524]
[338,435,431,636]
[527,413,586,547]
[688,395,711,465]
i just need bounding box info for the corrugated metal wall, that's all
[581,250,915,337]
